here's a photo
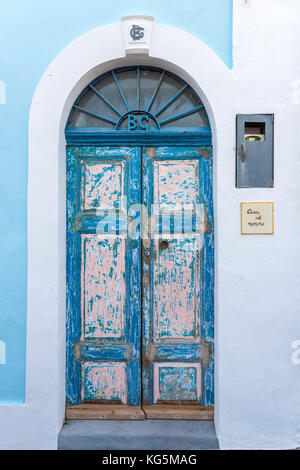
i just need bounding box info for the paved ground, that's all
[58,419,219,450]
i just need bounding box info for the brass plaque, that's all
[241,202,274,235]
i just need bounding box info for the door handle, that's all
[241,143,247,163]
[144,250,151,257]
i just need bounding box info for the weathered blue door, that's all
[141,147,214,418]
[66,145,214,418]
[66,147,142,415]
[65,65,214,419]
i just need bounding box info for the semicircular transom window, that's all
[67,66,210,132]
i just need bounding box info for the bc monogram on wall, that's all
[130,24,144,41]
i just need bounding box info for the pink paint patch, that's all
[153,234,201,342]
[83,362,127,403]
[81,234,126,339]
[154,160,198,213]
[82,161,125,211]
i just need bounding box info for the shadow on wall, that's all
[0,341,6,364]
[0,80,6,104]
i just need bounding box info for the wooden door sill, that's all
[66,404,214,420]
[143,405,214,420]
[66,405,145,420]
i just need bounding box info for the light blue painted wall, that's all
[0,0,232,403]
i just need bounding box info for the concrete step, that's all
[58,419,219,450]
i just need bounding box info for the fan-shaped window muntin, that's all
[67,66,210,132]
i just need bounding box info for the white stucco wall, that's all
[216,0,300,449]
[0,0,299,450]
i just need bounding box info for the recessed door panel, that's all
[81,161,125,211]
[153,234,201,342]
[153,160,199,212]
[82,362,127,403]
[82,234,126,340]
[153,362,202,403]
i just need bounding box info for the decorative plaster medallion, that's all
[121,15,154,55]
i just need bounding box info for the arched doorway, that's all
[65,66,214,419]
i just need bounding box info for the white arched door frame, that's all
[25,22,234,448]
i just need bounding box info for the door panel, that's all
[153,234,200,343]
[81,233,126,340]
[142,146,214,407]
[66,147,141,406]
[153,159,199,212]
[82,361,127,403]
[153,362,202,403]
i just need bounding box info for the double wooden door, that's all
[66,146,214,419]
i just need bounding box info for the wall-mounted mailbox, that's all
[236,114,274,188]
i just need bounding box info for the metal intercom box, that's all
[236,114,274,188]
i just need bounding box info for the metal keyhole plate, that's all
[160,240,169,250]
